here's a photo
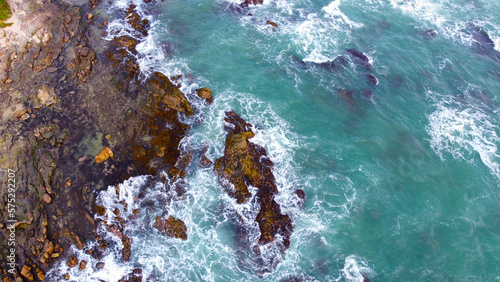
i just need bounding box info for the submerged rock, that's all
[317,55,348,72]
[417,29,438,39]
[345,48,372,69]
[365,74,378,86]
[214,111,295,270]
[466,21,500,62]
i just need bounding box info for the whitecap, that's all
[426,92,500,180]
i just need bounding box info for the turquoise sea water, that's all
[50,0,500,280]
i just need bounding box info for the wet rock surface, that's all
[0,0,198,279]
[214,111,295,272]
[153,215,188,240]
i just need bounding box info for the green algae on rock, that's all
[0,0,12,27]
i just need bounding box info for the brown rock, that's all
[147,72,193,115]
[20,113,30,120]
[42,193,52,204]
[122,235,131,261]
[12,109,27,119]
[68,256,78,268]
[35,268,45,280]
[21,265,34,281]
[79,260,87,271]
[40,239,54,264]
[129,209,140,220]
[196,87,213,103]
[65,273,70,280]
[88,13,93,19]
[294,189,306,208]
[71,232,85,250]
[266,20,278,28]
[214,111,295,271]
[153,216,187,240]
[96,205,106,216]
[95,147,114,163]
[199,155,213,168]
[96,262,105,269]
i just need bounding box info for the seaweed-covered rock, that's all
[153,215,188,240]
[214,111,294,247]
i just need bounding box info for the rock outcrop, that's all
[0,0,202,280]
[214,111,295,272]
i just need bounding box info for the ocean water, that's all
[49,0,500,280]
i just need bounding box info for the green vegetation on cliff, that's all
[0,0,12,27]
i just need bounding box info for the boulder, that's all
[153,215,188,240]
[196,87,213,103]
[95,147,114,163]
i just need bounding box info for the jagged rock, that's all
[67,43,97,83]
[146,72,193,115]
[42,193,52,204]
[316,55,348,72]
[167,152,192,181]
[214,111,294,247]
[118,268,143,282]
[417,29,438,38]
[78,260,87,271]
[35,268,45,280]
[200,154,213,168]
[40,240,54,264]
[122,235,131,261]
[196,87,213,103]
[96,205,106,216]
[244,0,263,4]
[21,265,34,281]
[294,189,305,209]
[126,4,150,37]
[37,85,57,107]
[67,256,78,268]
[12,109,27,119]
[95,147,114,163]
[153,216,187,240]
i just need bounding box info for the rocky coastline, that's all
[0,0,301,280]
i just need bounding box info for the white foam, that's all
[385,0,500,53]
[227,0,362,63]
[426,92,500,180]
[293,0,363,62]
[342,255,373,281]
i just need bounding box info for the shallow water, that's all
[49,0,500,280]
